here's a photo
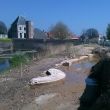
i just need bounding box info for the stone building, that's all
[34,28,47,39]
[8,16,34,39]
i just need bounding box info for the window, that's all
[24,33,26,38]
[20,33,22,38]
[19,27,22,30]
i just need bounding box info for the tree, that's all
[106,24,110,40]
[85,28,99,39]
[49,22,70,39]
[0,21,7,34]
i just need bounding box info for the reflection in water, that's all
[72,59,96,69]
[0,59,10,73]
[60,59,97,86]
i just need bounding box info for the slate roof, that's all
[13,16,26,25]
[34,28,47,39]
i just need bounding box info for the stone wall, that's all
[12,39,81,57]
[0,41,13,53]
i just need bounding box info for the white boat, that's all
[29,68,66,85]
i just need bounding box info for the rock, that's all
[62,62,70,66]
[92,47,110,58]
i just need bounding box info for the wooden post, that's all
[20,62,23,78]
[33,52,34,60]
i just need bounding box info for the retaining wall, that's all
[12,39,81,57]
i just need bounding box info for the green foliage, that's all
[10,55,27,67]
[106,24,110,40]
[0,21,7,34]
[0,38,12,43]
[0,58,4,62]
[50,22,70,39]
[85,28,99,39]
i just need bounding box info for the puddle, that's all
[73,60,95,69]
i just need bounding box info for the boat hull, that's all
[30,68,66,85]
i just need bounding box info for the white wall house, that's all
[8,16,34,39]
[0,34,8,38]
[17,25,26,39]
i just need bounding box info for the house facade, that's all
[0,34,8,38]
[8,16,34,39]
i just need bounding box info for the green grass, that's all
[9,55,28,67]
[0,38,12,43]
[0,54,32,75]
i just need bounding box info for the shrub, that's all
[10,55,27,67]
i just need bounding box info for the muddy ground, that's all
[0,44,99,110]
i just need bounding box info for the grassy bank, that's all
[9,55,28,67]
[0,38,12,43]
[0,53,34,75]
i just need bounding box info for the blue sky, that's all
[0,0,110,35]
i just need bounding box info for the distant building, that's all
[67,32,79,40]
[8,16,34,39]
[33,28,48,40]
[0,21,8,38]
[98,34,106,45]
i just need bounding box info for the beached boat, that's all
[29,68,66,85]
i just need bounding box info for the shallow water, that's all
[30,59,96,90]
[60,59,96,85]
[0,59,10,73]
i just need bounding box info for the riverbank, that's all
[0,44,99,110]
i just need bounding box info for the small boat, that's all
[29,68,66,85]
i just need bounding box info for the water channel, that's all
[0,59,10,72]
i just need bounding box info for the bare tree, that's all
[106,24,110,40]
[49,22,70,39]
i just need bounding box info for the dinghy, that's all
[29,68,66,85]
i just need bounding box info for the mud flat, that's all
[0,44,98,110]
